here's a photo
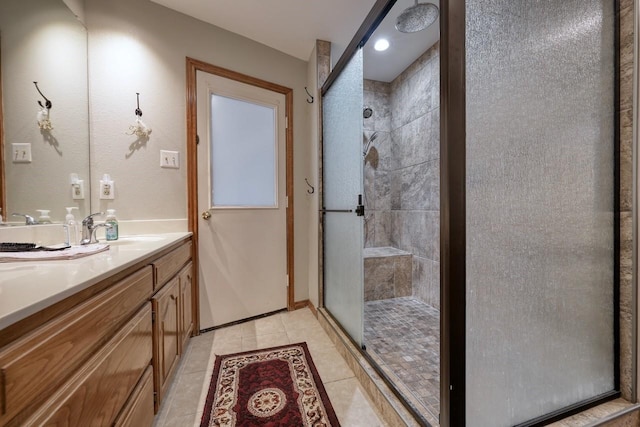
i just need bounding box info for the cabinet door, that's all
[114,365,154,427]
[180,262,194,349]
[152,276,181,410]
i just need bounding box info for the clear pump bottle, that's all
[105,209,119,241]
[65,207,79,245]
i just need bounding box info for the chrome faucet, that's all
[12,213,37,225]
[80,212,111,245]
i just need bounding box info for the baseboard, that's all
[293,300,317,316]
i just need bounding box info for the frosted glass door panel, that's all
[322,49,364,346]
[210,94,277,208]
[465,1,616,425]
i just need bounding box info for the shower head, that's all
[395,1,439,33]
[363,107,373,119]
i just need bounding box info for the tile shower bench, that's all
[364,246,412,301]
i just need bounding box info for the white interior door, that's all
[197,70,287,330]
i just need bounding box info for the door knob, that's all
[202,211,211,220]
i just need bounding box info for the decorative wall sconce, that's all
[34,81,53,130]
[126,92,152,138]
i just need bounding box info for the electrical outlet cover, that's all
[71,180,85,199]
[99,180,115,199]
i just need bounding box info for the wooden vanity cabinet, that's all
[0,236,195,427]
[0,266,153,427]
[152,275,181,408]
[22,304,153,427]
[113,366,155,427]
[180,262,194,350]
[150,243,194,410]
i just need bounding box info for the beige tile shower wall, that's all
[85,0,311,301]
[619,0,634,402]
[363,44,440,309]
[363,80,392,248]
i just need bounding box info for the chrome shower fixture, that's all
[363,131,378,156]
[395,0,439,33]
[363,107,373,119]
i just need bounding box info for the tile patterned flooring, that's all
[364,297,440,420]
[153,308,387,427]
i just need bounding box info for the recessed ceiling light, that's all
[374,39,389,51]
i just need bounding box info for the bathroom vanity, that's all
[0,232,194,426]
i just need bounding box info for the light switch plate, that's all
[12,143,32,163]
[160,150,180,169]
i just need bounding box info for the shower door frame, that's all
[321,0,448,425]
[442,0,624,426]
[320,0,627,426]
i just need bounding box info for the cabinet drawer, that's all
[153,241,191,289]
[23,303,153,427]
[0,266,153,425]
[113,365,154,427]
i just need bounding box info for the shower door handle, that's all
[355,194,365,216]
[320,209,353,213]
[320,195,365,216]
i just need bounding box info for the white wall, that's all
[1,0,90,221]
[62,0,85,24]
[85,0,312,301]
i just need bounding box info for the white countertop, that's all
[0,232,192,330]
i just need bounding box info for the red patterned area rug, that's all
[200,342,341,427]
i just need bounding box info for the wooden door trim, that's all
[186,57,295,330]
[0,38,6,219]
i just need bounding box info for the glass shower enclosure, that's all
[320,0,622,425]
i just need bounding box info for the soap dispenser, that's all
[65,207,79,245]
[105,209,119,241]
[36,209,52,224]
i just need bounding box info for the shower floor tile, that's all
[364,296,440,420]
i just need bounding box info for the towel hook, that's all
[304,87,314,104]
[305,178,315,194]
[33,81,52,109]
[135,92,143,117]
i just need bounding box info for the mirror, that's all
[0,0,90,224]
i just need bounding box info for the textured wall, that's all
[363,80,392,247]
[363,43,441,309]
[618,0,634,402]
[1,0,90,221]
[85,0,311,301]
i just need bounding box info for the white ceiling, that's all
[150,0,440,83]
[364,0,439,82]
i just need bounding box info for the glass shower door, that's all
[322,48,364,346]
[464,0,616,425]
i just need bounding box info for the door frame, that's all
[186,57,295,333]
